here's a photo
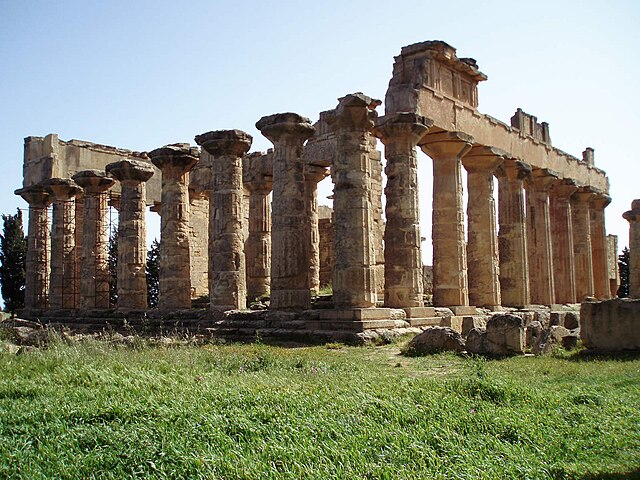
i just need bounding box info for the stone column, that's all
[549,179,578,304]
[525,168,558,305]
[496,160,532,308]
[590,193,612,300]
[149,144,199,311]
[15,185,52,310]
[105,159,155,311]
[369,143,385,298]
[42,178,81,310]
[256,113,315,310]
[72,170,116,310]
[461,146,504,308]
[421,131,474,307]
[571,187,596,301]
[243,153,273,300]
[325,93,380,308]
[623,199,640,298]
[195,130,252,310]
[372,113,432,308]
[74,192,84,307]
[305,164,329,297]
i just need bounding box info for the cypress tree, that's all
[617,246,630,298]
[0,209,27,315]
[146,239,160,308]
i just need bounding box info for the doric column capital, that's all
[256,112,315,146]
[461,145,506,173]
[590,191,612,210]
[41,178,82,201]
[550,178,578,199]
[623,199,640,223]
[148,144,199,176]
[15,184,53,207]
[571,186,598,204]
[243,152,273,193]
[195,129,253,157]
[324,93,381,132]
[71,170,116,195]
[106,158,155,184]
[496,159,532,182]
[372,113,432,146]
[304,164,329,184]
[527,168,559,192]
[420,130,474,159]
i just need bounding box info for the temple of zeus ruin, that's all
[15,41,621,335]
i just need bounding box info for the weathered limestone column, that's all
[256,113,315,310]
[461,146,503,308]
[105,159,155,310]
[195,130,252,310]
[421,131,474,307]
[42,178,81,310]
[496,160,532,308]
[571,187,596,300]
[590,193,612,300]
[369,144,386,298]
[549,179,578,303]
[305,164,329,297]
[149,144,199,311]
[623,199,640,298]
[15,185,52,310]
[73,193,84,307]
[373,113,432,308]
[525,168,558,305]
[72,170,116,310]
[243,152,273,300]
[325,93,380,308]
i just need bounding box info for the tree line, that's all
[0,211,635,314]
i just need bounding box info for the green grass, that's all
[0,338,639,479]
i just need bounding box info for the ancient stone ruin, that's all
[15,40,623,344]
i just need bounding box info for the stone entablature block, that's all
[385,41,609,194]
[24,134,161,204]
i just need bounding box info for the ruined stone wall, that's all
[385,41,609,193]
[24,134,161,203]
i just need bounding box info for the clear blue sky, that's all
[1,0,638,260]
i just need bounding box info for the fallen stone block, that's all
[404,326,465,356]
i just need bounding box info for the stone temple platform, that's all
[21,304,577,345]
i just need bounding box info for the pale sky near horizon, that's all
[1,0,638,262]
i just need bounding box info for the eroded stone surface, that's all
[15,185,52,310]
[42,178,82,310]
[106,159,155,310]
[405,326,465,355]
[325,93,380,308]
[373,113,432,308]
[72,170,116,310]
[623,199,640,298]
[462,146,503,307]
[256,113,315,310]
[497,160,531,308]
[195,130,252,310]
[149,145,199,311]
[581,298,640,351]
[243,152,273,300]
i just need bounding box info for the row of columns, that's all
[369,110,612,310]
[17,97,613,315]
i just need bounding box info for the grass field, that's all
[0,337,639,479]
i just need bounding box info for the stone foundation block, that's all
[581,299,640,351]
